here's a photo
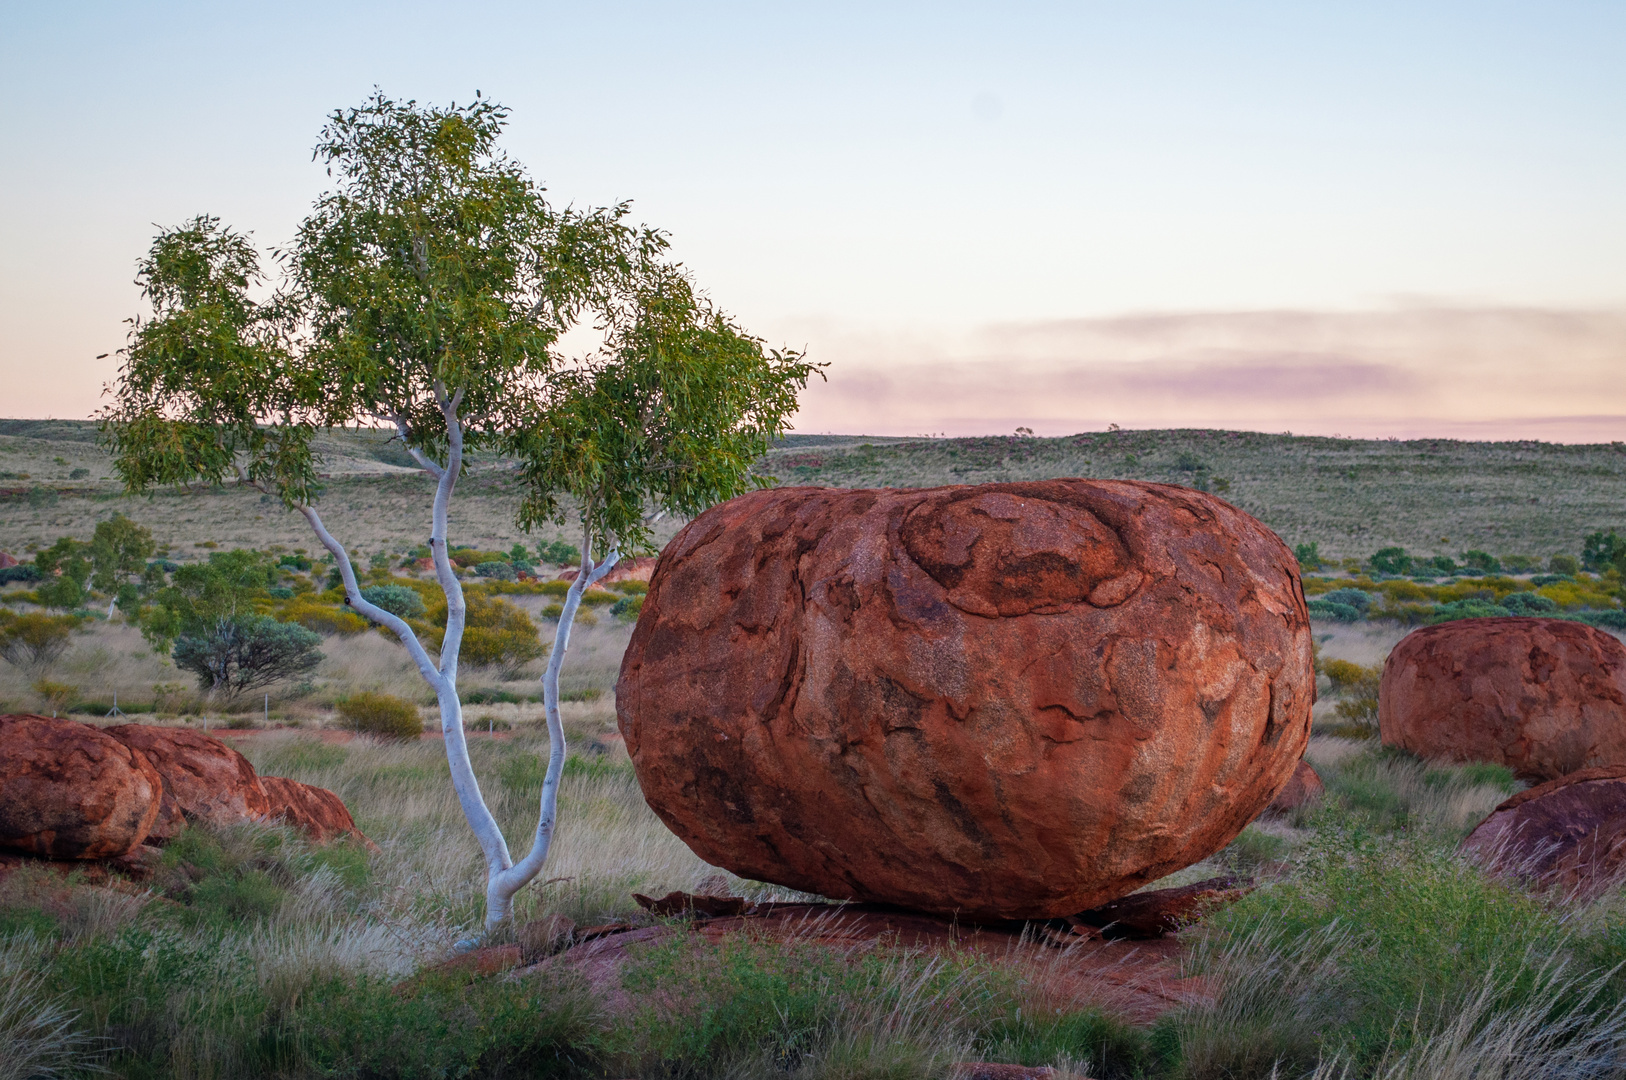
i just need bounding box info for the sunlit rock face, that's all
[618,480,1314,919]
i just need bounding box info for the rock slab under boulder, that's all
[618,480,1315,919]
[105,725,270,841]
[0,715,162,859]
[1461,765,1626,897]
[1379,617,1626,782]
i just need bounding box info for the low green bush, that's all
[358,583,427,619]
[611,594,644,622]
[337,691,422,739]
[1307,599,1360,622]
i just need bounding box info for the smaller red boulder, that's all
[261,776,373,847]
[1461,765,1626,897]
[105,725,270,840]
[0,715,163,859]
[1379,618,1626,781]
[1267,761,1325,813]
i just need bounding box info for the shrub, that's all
[1293,542,1323,571]
[0,564,41,584]
[1320,587,1372,613]
[1501,591,1558,615]
[1324,662,1382,736]
[609,579,648,595]
[580,589,617,607]
[337,691,422,739]
[31,679,77,715]
[172,615,324,699]
[538,539,580,567]
[277,553,312,571]
[1429,554,1459,574]
[1461,549,1501,574]
[357,584,426,620]
[611,594,644,622]
[1370,546,1411,575]
[458,594,545,676]
[473,560,517,580]
[278,597,368,635]
[1582,530,1626,573]
[1307,600,1360,622]
[538,580,571,597]
[0,612,80,671]
[1500,554,1540,573]
[1550,553,1582,575]
[25,485,57,508]
[541,602,564,620]
[448,547,508,569]
[1428,598,1510,623]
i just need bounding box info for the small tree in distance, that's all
[102,91,821,930]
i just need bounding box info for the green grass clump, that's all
[337,690,423,739]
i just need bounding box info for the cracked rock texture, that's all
[106,725,270,841]
[1379,618,1626,782]
[0,715,163,858]
[618,481,1314,919]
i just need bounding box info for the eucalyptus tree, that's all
[103,92,820,929]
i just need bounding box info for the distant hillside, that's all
[3,420,1624,563]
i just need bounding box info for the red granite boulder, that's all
[105,725,269,840]
[0,715,163,859]
[1266,760,1324,813]
[1379,618,1626,782]
[260,775,372,847]
[618,480,1315,919]
[1461,765,1626,897]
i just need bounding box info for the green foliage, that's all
[337,690,423,739]
[1369,546,1411,575]
[1293,541,1323,571]
[171,614,323,699]
[1306,599,1360,621]
[611,594,644,622]
[0,563,41,584]
[608,579,648,595]
[1551,553,1582,575]
[1461,548,1501,573]
[473,559,517,580]
[1501,553,1540,573]
[357,583,426,619]
[1583,529,1626,573]
[429,593,546,675]
[538,539,580,566]
[139,548,277,651]
[88,514,156,599]
[0,611,81,671]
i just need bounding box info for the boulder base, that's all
[0,715,162,859]
[1379,618,1626,782]
[1462,765,1626,897]
[260,775,371,846]
[618,481,1314,919]
[105,725,270,840]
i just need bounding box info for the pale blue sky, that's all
[2,2,1622,435]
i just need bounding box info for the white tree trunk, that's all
[295,402,610,932]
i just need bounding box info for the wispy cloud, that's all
[784,306,1626,441]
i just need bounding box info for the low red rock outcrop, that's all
[618,481,1315,919]
[0,715,162,859]
[0,551,18,569]
[557,555,656,586]
[260,775,372,846]
[1379,618,1626,782]
[1267,760,1324,813]
[1461,765,1626,897]
[105,725,269,841]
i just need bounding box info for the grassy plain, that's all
[6,419,1626,563]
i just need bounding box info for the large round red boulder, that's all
[0,715,163,859]
[105,725,270,840]
[1461,765,1626,897]
[1379,618,1626,782]
[617,481,1315,919]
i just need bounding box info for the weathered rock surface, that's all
[1379,618,1626,782]
[1267,760,1324,813]
[0,715,163,859]
[618,480,1315,919]
[1461,765,1626,896]
[105,725,269,840]
[260,775,371,846]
